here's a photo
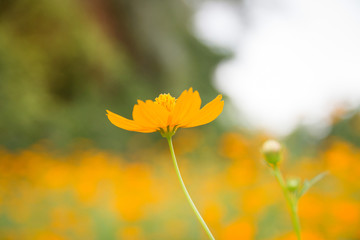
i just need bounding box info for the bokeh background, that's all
[1,0,360,239]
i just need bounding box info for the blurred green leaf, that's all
[297,171,329,198]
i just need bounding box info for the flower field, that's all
[1,1,360,239]
[0,131,358,239]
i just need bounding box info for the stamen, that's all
[155,93,176,111]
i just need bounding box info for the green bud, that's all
[262,140,282,166]
[286,178,301,192]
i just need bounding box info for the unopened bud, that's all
[262,139,282,166]
[286,178,301,192]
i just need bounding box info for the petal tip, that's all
[106,109,113,115]
[181,89,188,95]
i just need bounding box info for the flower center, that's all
[155,93,176,111]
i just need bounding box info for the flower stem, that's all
[166,136,215,240]
[273,166,301,240]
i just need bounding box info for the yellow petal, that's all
[171,88,201,127]
[132,102,159,129]
[106,110,155,133]
[133,100,169,130]
[183,95,224,128]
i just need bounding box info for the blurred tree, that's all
[284,107,360,160]
[0,0,226,150]
[325,108,360,147]
[283,126,319,160]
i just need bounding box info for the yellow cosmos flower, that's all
[106,88,222,239]
[106,88,224,136]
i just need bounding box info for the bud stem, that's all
[273,166,301,240]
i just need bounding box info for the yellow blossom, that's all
[106,88,224,135]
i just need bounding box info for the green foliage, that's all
[0,0,226,150]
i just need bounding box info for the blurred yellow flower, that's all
[106,88,224,134]
[220,219,255,240]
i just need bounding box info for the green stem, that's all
[273,166,301,240]
[166,136,215,240]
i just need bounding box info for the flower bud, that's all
[262,139,282,166]
[286,178,301,192]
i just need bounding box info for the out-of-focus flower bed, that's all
[0,131,359,240]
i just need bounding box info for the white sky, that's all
[193,0,360,136]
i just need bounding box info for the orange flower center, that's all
[155,93,176,112]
